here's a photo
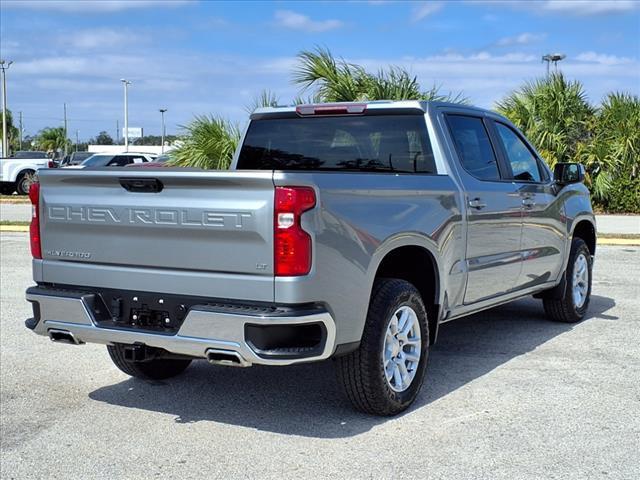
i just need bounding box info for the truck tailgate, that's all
[37,169,275,299]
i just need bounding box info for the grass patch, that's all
[0,195,30,204]
[0,221,30,226]
[598,233,640,239]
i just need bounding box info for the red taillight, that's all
[47,161,55,168]
[29,182,42,259]
[274,186,316,276]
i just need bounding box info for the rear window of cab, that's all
[237,114,436,174]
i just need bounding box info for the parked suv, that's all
[60,151,94,166]
[25,101,595,415]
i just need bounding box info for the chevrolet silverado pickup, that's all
[25,101,596,415]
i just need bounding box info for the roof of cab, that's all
[251,100,496,118]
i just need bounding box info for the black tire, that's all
[335,278,429,416]
[16,170,36,195]
[107,344,192,380]
[543,238,592,323]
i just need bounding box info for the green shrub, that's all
[597,168,640,213]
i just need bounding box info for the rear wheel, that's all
[16,170,37,195]
[335,278,429,416]
[543,238,592,323]
[107,344,192,380]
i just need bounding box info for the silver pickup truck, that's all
[25,101,596,415]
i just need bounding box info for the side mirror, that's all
[554,162,585,185]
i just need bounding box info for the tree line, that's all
[170,47,639,213]
[3,47,637,212]
[0,119,178,154]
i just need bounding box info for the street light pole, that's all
[159,108,167,153]
[121,79,131,152]
[1,59,13,157]
[63,102,68,157]
[542,53,566,76]
[19,111,23,151]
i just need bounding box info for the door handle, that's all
[468,198,487,210]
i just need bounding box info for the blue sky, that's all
[1,0,639,141]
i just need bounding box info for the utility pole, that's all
[121,79,131,152]
[0,59,13,157]
[75,130,79,152]
[19,111,23,151]
[116,120,119,144]
[63,102,68,156]
[159,108,167,153]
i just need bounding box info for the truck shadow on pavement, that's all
[89,294,616,438]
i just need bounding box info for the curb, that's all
[0,225,29,232]
[597,238,640,246]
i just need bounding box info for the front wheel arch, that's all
[572,219,596,257]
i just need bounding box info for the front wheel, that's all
[543,238,593,323]
[335,278,429,416]
[107,344,192,380]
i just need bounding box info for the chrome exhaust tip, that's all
[48,329,81,345]
[206,348,251,367]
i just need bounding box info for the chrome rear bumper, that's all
[25,287,336,366]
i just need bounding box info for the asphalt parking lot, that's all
[1,232,639,479]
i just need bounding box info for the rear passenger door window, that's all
[494,123,542,182]
[446,115,501,181]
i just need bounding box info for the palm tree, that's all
[244,89,280,114]
[594,92,640,173]
[0,109,21,155]
[170,115,240,170]
[36,127,70,153]
[495,73,595,168]
[580,92,640,206]
[293,46,467,103]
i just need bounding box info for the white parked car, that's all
[0,152,54,195]
[64,152,157,169]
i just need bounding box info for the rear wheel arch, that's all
[371,244,441,345]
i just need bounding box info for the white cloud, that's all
[4,0,191,12]
[575,51,635,65]
[496,32,546,47]
[353,50,639,108]
[61,28,142,49]
[538,0,638,15]
[273,10,343,32]
[474,0,638,16]
[412,1,444,21]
